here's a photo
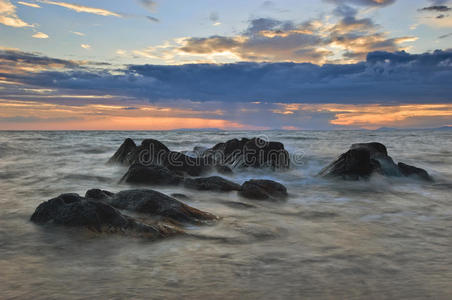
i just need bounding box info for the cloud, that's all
[146,16,159,22]
[439,32,452,38]
[420,5,451,12]
[0,0,32,27]
[138,0,156,12]
[136,12,416,64]
[40,0,121,17]
[209,12,219,22]
[0,48,82,73]
[32,32,49,39]
[70,31,85,36]
[209,12,220,26]
[17,1,41,8]
[324,0,396,7]
[1,48,451,105]
[81,44,91,49]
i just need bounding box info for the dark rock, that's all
[120,163,182,186]
[108,138,136,165]
[162,151,209,176]
[127,139,171,166]
[108,138,170,166]
[215,164,233,174]
[86,189,218,224]
[208,137,290,169]
[319,142,432,181]
[351,142,388,156]
[184,176,241,192]
[319,147,380,180]
[398,162,433,181]
[30,193,179,238]
[239,179,288,201]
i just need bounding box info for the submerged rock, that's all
[239,179,288,201]
[30,193,179,238]
[86,188,218,224]
[319,142,432,181]
[183,176,241,192]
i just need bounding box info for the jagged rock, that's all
[120,163,182,186]
[108,138,136,165]
[108,138,170,166]
[183,176,241,192]
[126,139,171,166]
[30,193,180,238]
[86,189,217,224]
[319,142,432,181]
[207,137,290,169]
[398,162,433,181]
[239,179,288,201]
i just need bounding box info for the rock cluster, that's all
[318,142,432,181]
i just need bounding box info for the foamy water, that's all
[1,130,451,299]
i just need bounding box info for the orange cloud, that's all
[273,103,452,129]
[0,99,249,130]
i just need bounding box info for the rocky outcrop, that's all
[109,137,290,180]
[183,176,241,192]
[207,137,290,169]
[30,193,180,238]
[239,179,288,201]
[85,188,218,224]
[319,142,432,181]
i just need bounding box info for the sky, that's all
[0,0,451,130]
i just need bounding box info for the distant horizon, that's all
[1,125,451,132]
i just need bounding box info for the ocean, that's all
[1,130,451,299]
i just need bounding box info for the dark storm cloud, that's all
[1,49,452,104]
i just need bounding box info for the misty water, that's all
[0,130,451,299]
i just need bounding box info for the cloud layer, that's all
[135,8,416,64]
[1,48,451,105]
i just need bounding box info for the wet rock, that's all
[183,176,241,192]
[120,163,182,186]
[215,164,233,174]
[30,193,179,238]
[86,188,218,224]
[108,138,136,165]
[127,139,171,166]
[319,142,432,181]
[162,151,209,176]
[108,138,170,166]
[318,147,380,180]
[207,137,290,169]
[398,162,433,181]
[239,179,288,201]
